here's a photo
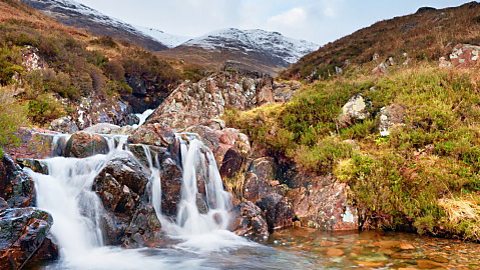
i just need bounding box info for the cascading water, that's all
[27,126,250,268]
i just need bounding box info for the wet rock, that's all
[0,208,53,269]
[93,152,150,244]
[128,144,165,169]
[378,104,405,136]
[50,116,79,134]
[338,95,371,128]
[129,123,175,147]
[25,238,59,267]
[220,148,246,179]
[159,158,183,217]
[0,197,7,211]
[64,132,109,158]
[126,114,140,126]
[17,158,49,175]
[232,201,269,240]
[288,181,358,231]
[416,259,446,269]
[0,154,36,208]
[449,44,480,68]
[123,205,162,248]
[256,193,294,231]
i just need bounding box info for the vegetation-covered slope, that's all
[0,0,180,152]
[283,2,480,81]
[227,63,480,240]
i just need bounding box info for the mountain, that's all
[159,28,318,76]
[21,0,185,50]
[283,1,480,80]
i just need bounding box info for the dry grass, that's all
[439,195,480,240]
[284,2,480,80]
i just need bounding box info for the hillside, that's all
[21,0,179,50]
[0,0,181,151]
[284,1,480,80]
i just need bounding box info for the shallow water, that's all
[31,229,480,270]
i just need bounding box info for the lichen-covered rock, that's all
[338,95,371,128]
[0,208,53,269]
[288,181,358,231]
[0,154,35,208]
[123,205,163,248]
[17,158,49,175]
[83,123,134,135]
[378,104,405,136]
[6,128,57,160]
[128,123,175,147]
[159,157,182,217]
[232,201,269,240]
[146,71,275,129]
[64,132,109,158]
[50,116,79,134]
[449,44,480,68]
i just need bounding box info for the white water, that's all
[131,109,154,128]
[27,131,250,269]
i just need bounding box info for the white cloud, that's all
[267,7,307,28]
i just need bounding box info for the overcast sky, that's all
[76,0,472,45]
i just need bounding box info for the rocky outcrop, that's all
[6,128,57,161]
[0,208,53,269]
[146,71,298,129]
[288,180,358,231]
[49,116,79,134]
[64,132,109,158]
[338,95,371,128]
[129,123,175,147]
[22,46,47,71]
[449,44,480,68]
[83,123,134,135]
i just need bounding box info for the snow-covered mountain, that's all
[184,28,318,64]
[21,0,186,50]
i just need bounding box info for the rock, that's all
[338,95,371,128]
[288,181,358,231]
[126,114,140,126]
[6,128,57,160]
[416,259,446,269]
[123,205,162,248]
[449,44,480,68]
[83,123,122,134]
[17,158,49,174]
[256,193,294,231]
[0,208,53,269]
[146,71,275,129]
[64,132,109,158]
[378,104,405,136]
[231,201,269,240]
[372,62,388,75]
[159,158,183,217]
[325,248,345,257]
[0,154,36,208]
[93,152,150,244]
[439,56,452,68]
[21,46,46,71]
[399,243,415,250]
[24,237,58,267]
[427,254,449,263]
[272,80,302,103]
[0,197,7,211]
[50,116,79,134]
[129,123,175,147]
[220,148,246,179]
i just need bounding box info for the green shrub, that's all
[27,93,65,125]
[0,87,28,154]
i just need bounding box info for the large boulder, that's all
[93,152,150,244]
[0,208,53,269]
[288,181,358,231]
[231,201,269,240]
[6,128,57,160]
[64,132,109,158]
[338,95,371,128]
[0,154,35,208]
[159,157,183,217]
[128,123,175,147]
[449,44,480,68]
[122,205,163,248]
[146,71,275,129]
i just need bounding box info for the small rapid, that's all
[27,126,250,268]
